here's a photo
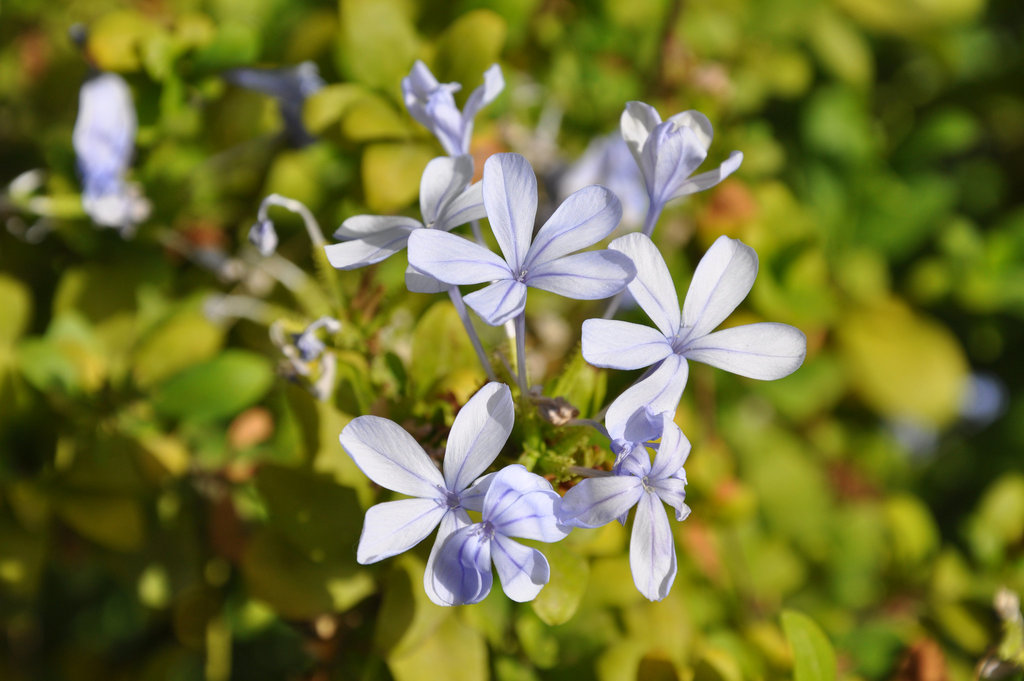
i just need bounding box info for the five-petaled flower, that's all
[620,102,743,235]
[432,464,569,605]
[559,411,690,601]
[408,152,636,326]
[325,155,486,292]
[583,233,807,429]
[402,61,504,157]
[339,382,514,605]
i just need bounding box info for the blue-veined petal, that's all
[648,418,690,481]
[443,382,514,492]
[423,507,473,606]
[461,64,504,124]
[604,354,689,436]
[665,110,713,151]
[681,322,807,380]
[324,227,414,269]
[680,235,758,339]
[420,155,473,226]
[526,250,635,300]
[407,229,511,285]
[463,279,528,326]
[340,416,444,497]
[333,214,421,239]
[460,472,495,512]
[404,265,448,294]
[559,475,643,529]
[484,465,568,542]
[630,491,677,601]
[356,498,446,564]
[431,524,493,606]
[482,153,537,269]
[525,185,622,267]
[609,233,681,337]
[652,477,690,521]
[491,534,550,602]
[641,121,708,207]
[670,150,743,201]
[620,101,662,166]
[581,319,673,370]
[433,182,486,232]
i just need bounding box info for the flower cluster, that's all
[310,61,806,604]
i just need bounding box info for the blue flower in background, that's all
[408,152,636,326]
[402,60,504,156]
[73,72,150,236]
[620,102,743,234]
[559,132,647,230]
[224,61,324,147]
[324,154,487,292]
[340,382,514,605]
[432,464,569,605]
[559,411,690,601]
[584,233,807,428]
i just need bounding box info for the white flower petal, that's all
[423,508,472,606]
[648,419,690,481]
[460,472,495,512]
[324,227,414,269]
[652,477,690,522]
[463,279,528,326]
[462,64,504,123]
[431,524,493,606]
[604,354,689,437]
[339,415,444,497]
[420,155,473,226]
[581,319,673,370]
[680,235,758,339]
[610,233,681,337]
[630,491,677,601]
[525,185,622,267]
[407,229,512,285]
[433,182,486,232]
[356,498,446,564]
[559,475,643,529]
[492,534,550,602]
[641,121,708,207]
[682,322,807,380]
[484,465,568,542]
[404,264,448,294]
[482,153,538,269]
[620,101,662,166]
[665,110,713,151]
[443,382,514,492]
[333,214,421,239]
[670,150,743,200]
[526,250,635,300]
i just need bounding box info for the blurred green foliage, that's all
[1,0,1024,680]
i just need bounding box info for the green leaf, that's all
[374,554,450,658]
[152,350,274,421]
[337,0,419,91]
[531,541,589,625]
[0,274,32,347]
[410,301,486,398]
[434,10,508,92]
[885,494,940,569]
[132,308,225,389]
[781,610,837,681]
[361,142,436,213]
[387,610,488,681]
[56,493,145,553]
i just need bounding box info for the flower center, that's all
[478,521,496,540]
[515,268,529,283]
[439,488,461,510]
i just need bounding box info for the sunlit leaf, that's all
[781,610,836,681]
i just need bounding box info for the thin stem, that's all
[469,218,485,246]
[514,313,529,395]
[259,193,327,248]
[447,286,496,381]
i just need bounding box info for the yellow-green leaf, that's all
[781,610,836,681]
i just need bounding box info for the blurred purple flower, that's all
[408,152,636,326]
[559,411,690,601]
[584,233,806,427]
[402,61,503,156]
[72,72,150,236]
[559,133,647,230]
[224,61,324,147]
[431,464,569,605]
[339,382,514,605]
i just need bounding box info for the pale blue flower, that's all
[224,61,324,147]
[560,411,690,601]
[407,153,636,326]
[402,61,504,156]
[431,464,569,605]
[73,72,150,235]
[270,316,341,401]
[583,233,806,427]
[324,154,486,292]
[340,382,514,605]
[620,102,742,234]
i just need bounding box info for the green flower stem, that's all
[447,286,497,381]
[515,312,529,395]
